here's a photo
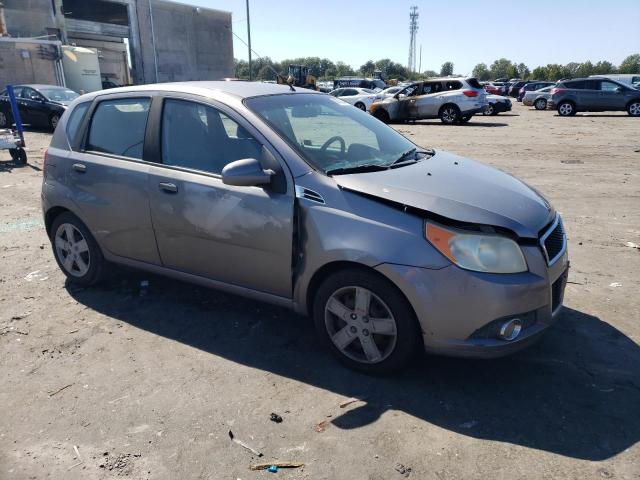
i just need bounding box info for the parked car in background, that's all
[548,78,640,116]
[508,80,530,98]
[523,86,554,110]
[333,77,386,91]
[590,74,640,90]
[518,81,555,102]
[485,82,507,95]
[0,84,79,130]
[329,87,383,110]
[370,77,487,124]
[43,81,567,373]
[483,94,512,115]
[101,80,122,90]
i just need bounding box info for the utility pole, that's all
[246,0,252,81]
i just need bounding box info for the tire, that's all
[0,110,11,128]
[50,212,106,286]
[9,148,27,164]
[557,101,576,116]
[534,98,547,110]
[627,101,640,117]
[459,115,472,124]
[354,102,366,111]
[439,104,460,125]
[373,109,390,124]
[49,113,61,131]
[483,104,494,116]
[312,268,421,374]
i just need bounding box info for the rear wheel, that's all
[50,212,105,286]
[459,115,472,124]
[483,104,494,116]
[9,148,27,164]
[0,110,11,128]
[312,269,420,374]
[557,101,576,116]
[627,101,640,117]
[354,102,366,111]
[439,104,460,125]
[49,113,60,131]
[534,98,547,110]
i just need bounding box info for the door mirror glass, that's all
[222,158,273,187]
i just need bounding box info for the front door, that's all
[596,80,629,110]
[20,87,49,127]
[147,97,295,298]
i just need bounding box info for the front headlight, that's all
[425,223,527,274]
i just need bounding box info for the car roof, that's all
[16,84,71,90]
[77,81,320,103]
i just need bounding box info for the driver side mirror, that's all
[222,158,273,187]
[615,87,623,93]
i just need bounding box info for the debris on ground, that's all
[268,465,278,473]
[270,413,283,423]
[229,430,263,457]
[250,461,304,471]
[395,463,412,477]
[98,452,141,475]
[315,420,330,433]
[48,383,74,397]
[609,282,622,288]
[339,397,366,408]
[625,241,639,250]
[11,312,31,320]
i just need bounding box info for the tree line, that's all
[234,54,640,82]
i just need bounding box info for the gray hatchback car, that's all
[549,78,640,116]
[42,82,568,373]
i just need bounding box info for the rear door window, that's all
[564,80,586,89]
[599,81,620,92]
[86,98,150,159]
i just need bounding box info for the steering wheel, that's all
[320,135,346,156]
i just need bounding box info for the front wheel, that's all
[374,109,390,124]
[49,113,60,131]
[557,101,576,116]
[312,269,421,374]
[0,110,11,128]
[534,98,547,110]
[439,105,460,124]
[458,115,472,124]
[354,102,366,111]
[483,104,494,116]
[627,101,640,117]
[9,148,27,164]
[50,212,106,286]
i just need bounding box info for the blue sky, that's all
[174,0,640,74]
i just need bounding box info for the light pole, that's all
[246,0,252,81]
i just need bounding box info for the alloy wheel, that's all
[535,99,547,110]
[484,104,494,115]
[54,223,91,277]
[442,107,458,123]
[629,102,640,116]
[559,103,573,116]
[324,286,398,364]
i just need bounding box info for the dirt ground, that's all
[1,103,639,480]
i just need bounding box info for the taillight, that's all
[43,148,49,176]
[463,90,478,97]
[550,88,565,95]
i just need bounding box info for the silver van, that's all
[42,82,568,373]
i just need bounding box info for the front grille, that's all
[540,216,566,265]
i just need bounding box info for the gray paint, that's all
[43,81,569,361]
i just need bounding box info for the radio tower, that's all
[407,6,419,75]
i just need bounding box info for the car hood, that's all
[334,150,554,239]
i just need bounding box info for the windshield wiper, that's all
[388,148,435,168]
[326,164,389,176]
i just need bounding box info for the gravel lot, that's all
[1,102,639,479]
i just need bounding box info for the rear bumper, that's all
[492,101,512,113]
[375,246,569,358]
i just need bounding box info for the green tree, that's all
[422,70,438,78]
[472,63,491,80]
[489,58,515,79]
[359,60,376,76]
[440,61,454,76]
[334,61,355,77]
[619,54,640,73]
[593,60,616,75]
[517,63,530,79]
[531,66,548,80]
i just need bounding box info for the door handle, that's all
[159,182,178,193]
[72,163,86,173]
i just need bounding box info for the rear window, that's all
[563,80,587,89]
[66,102,90,145]
[466,78,483,89]
[86,98,150,159]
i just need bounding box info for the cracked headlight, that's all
[426,222,527,274]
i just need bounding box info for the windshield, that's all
[39,88,79,102]
[245,94,419,174]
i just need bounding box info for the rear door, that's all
[69,94,161,264]
[146,95,295,297]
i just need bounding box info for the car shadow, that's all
[410,121,509,128]
[0,157,28,172]
[552,114,633,118]
[66,267,640,461]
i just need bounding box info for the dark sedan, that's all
[0,84,79,131]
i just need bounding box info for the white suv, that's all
[369,77,488,124]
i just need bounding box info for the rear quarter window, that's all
[564,80,586,89]
[86,98,151,159]
[66,102,90,147]
[466,78,483,89]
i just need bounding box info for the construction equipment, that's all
[276,65,318,90]
[0,85,27,164]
